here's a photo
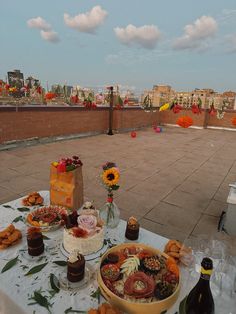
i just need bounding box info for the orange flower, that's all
[45,92,56,100]
[177,116,193,128]
[232,117,236,126]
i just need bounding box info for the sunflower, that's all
[102,167,120,186]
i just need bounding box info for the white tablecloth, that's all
[0,191,181,314]
[1,191,235,314]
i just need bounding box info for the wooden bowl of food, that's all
[97,243,180,314]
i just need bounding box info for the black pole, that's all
[107,86,114,135]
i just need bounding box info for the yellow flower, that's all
[52,161,59,167]
[159,103,170,111]
[102,167,120,186]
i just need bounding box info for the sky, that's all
[0,0,236,93]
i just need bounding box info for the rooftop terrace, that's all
[0,126,236,244]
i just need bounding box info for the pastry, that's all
[27,228,44,256]
[0,224,22,249]
[125,217,140,240]
[22,192,44,206]
[67,251,85,282]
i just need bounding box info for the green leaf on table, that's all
[17,207,30,212]
[27,302,37,306]
[47,289,57,298]
[20,265,29,270]
[30,290,52,313]
[38,256,46,262]
[25,262,48,276]
[12,215,24,223]
[53,260,67,266]
[50,273,60,293]
[42,235,51,240]
[91,287,101,303]
[1,256,19,273]
[103,238,111,246]
[64,307,86,314]
[3,205,14,209]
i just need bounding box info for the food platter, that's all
[26,206,68,232]
[97,243,180,314]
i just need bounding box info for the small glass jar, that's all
[100,194,120,228]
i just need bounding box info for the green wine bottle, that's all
[179,257,215,314]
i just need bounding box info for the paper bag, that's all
[50,165,84,210]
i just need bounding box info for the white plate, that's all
[12,192,50,209]
[19,244,49,262]
[60,241,109,261]
[59,264,93,291]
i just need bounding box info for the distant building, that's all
[141,85,175,107]
[7,69,24,88]
[222,91,236,98]
[141,84,235,110]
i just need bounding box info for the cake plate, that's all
[58,264,93,291]
[60,241,109,261]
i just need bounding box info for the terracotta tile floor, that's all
[0,126,236,244]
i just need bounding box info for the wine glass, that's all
[211,259,236,313]
[179,237,202,296]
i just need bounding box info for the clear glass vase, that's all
[100,200,120,228]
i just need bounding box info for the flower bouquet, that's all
[50,156,84,210]
[100,162,120,228]
[176,116,193,128]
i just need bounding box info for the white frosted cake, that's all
[63,205,104,255]
[63,227,104,255]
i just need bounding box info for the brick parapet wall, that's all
[160,109,206,127]
[0,106,159,144]
[160,109,236,130]
[207,111,236,128]
[0,106,235,144]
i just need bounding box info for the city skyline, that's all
[1,0,236,92]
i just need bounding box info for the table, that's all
[0,191,235,314]
[0,191,177,314]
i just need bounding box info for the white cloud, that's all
[219,9,236,23]
[225,34,236,53]
[27,16,60,43]
[27,17,51,31]
[64,5,107,34]
[173,16,217,50]
[40,30,60,43]
[114,24,161,49]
